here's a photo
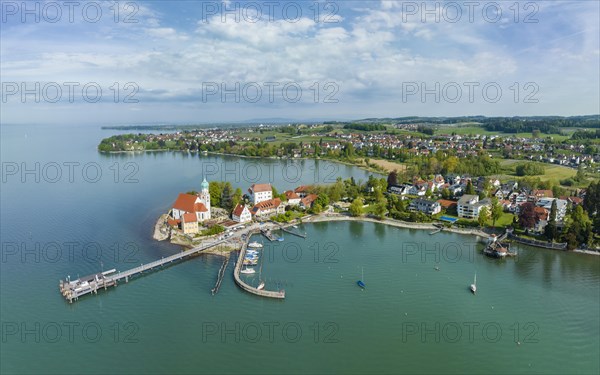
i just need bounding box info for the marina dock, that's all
[280,226,307,238]
[233,232,285,299]
[261,228,279,241]
[59,239,228,303]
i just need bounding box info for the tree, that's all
[563,206,592,249]
[315,194,330,208]
[518,202,536,230]
[442,156,459,174]
[232,187,243,208]
[425,187,433,198]
[209,182,223,207]
[311,203,323,214]
[478,206,490,227]
[516,163,545,176]
[574,165,586,182]
[374,200,387,219]
[387,170,398,187]
[490,197,503,227]
[441,188,451,200]
[465,180,475,195]
[221,182,233,211]
[584,181,600,234]
[349,197,364,217]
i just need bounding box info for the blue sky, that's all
[1,0,599,125]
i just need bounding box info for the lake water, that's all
[1,125,599,374]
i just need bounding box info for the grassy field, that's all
[498,159,577,181]
[435,125,570,141]
[494,212,516,227]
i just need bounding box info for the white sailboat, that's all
[470,273,477,294]
[256,243,265,290]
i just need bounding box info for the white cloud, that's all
[0,0,598,124]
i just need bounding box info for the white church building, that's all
[171,178,211,222]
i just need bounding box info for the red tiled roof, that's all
[167,218,180,227]
[251,198,282,215]
[437,199,457,209]
[253,198,282,210]
[182,212,197,223]
[294,185,311,193]
[194,202,208,212]
[233,204,246,217]
[285,190,299,199]
[301,194,318,206]
[533,189,553,198]
[533,206,549,221]
[172,193,199,212]
[250,183,272,193]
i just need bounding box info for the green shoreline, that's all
[100,148,387,175]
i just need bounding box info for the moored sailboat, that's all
[357,267,366,289]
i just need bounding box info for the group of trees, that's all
[516,185,597,249]
[516,163,545,176]
[208,181,242,211]
[343,123,386,131]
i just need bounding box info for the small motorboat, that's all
[470,273,477,294]
[257,282,265,290]
[248,242,263,248]
[241,268,255,274]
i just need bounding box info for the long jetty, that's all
[233,232,285,299]
[59,239,228,303]
[280,226,307,238]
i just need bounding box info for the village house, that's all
[532,206,549,233]
[294,185,311,198]
[536,198,568,221]
[251,198,285,218]
[437,199,457,211]
[457,195,491,219]
[388,184,411,196]
[284,190,301,205]
[181,212,199,235]
[248,183,273,205]
[409,198,441,215]
[232,204,252,223]
[300,194,319,209]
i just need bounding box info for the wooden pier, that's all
[261,228,279,242]
[280,226,307,238]
[59,239,228,303]
[233,232,285,299]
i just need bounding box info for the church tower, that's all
[200,177,211,218]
